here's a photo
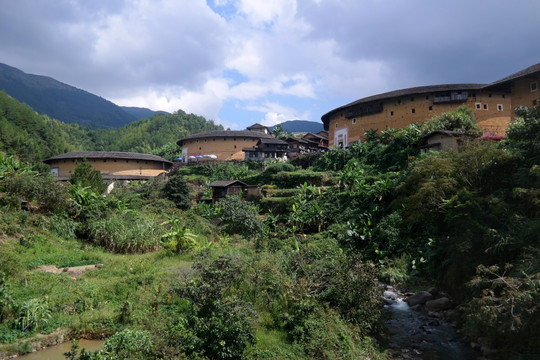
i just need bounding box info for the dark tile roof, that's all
[209,180,247,187]
[321,83,486,128]
[43,151,172,164]
[484,62,540,88]
[177,130,274,145]
[259,138,288,145]
[286,137,310,144]
[303,132,328,141]
[246,123,269,130]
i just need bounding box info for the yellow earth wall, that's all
[510,77,539,120]
[48,159,169,178]
[181,137,260,161]
[328,90,512,147]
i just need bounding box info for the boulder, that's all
[406,291,433,306]
[425,297,453,312]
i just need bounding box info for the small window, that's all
[224,138,227,141]
[213,138,215,141]
[335,123,338,128]
[199,147,202,150]
[429,106,433,111]
[234,145,237,149]
[204,139,207,142]
[196,139,199,143]
[502,94,505,98]
[410,97,414,102]
[352,118,357,124]
[533,99,538,106]
[475,103,481,110]
[425,96,429,100]
[497,104,503,111]
[531,82,538,92]
[390,111,394,116]
[483,104,488,110]
[411,108,415,114]
[488,94,492,98]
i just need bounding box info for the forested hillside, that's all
[0,63,137,129]
[0,91,92,163]
[0,91,222,162]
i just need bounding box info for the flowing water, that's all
[15,340,104,360]
[383,287,476,360]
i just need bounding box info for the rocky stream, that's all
[382,286,478,360]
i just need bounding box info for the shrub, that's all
[89,212,163,253]
[214,196,262,239]
[15,297,51,331]
[3,173,70,213]
[102,329,155,360]
[68,160,107,194]
[163,171,192,210]
[264,162,295,175]
[463,264,540,357]
[170,254,256,360]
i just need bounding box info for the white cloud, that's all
[1,0,539,131]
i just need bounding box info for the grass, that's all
[0,232,193,355]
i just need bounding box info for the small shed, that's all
[209,180,248,201]
[421,130,471,152]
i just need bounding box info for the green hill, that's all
[0,91,223,163]
[0,63,137,129]
[121,106,169,120]
[271,120,324,133]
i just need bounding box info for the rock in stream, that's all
[382,286,476,360]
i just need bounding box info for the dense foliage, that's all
[0,106,538,359]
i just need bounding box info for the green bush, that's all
[463,264,540,357]
[3,173,70,213]
[259,197,293,215]
[89,212,163,253]
[68,160,107,194]
[15,297,51,332]
[214,196,263,239]
[163,170,193,210]
[264,162,296,175]
[272,170,326,188]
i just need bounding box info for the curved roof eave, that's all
[320,83,486,130]
[177,130,275,146]
[43,151,172,164]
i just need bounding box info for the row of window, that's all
[59,159,147,164]
[474,103,504,111]
[194,138,251,143]
[393,92,506,105]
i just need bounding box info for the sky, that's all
[0,0,539,130]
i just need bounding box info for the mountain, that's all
[0,63,137,129]
[121,106,169,120]
[271,120,324,133]
[0,91,223,162]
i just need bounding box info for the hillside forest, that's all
[0,90,539,359]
